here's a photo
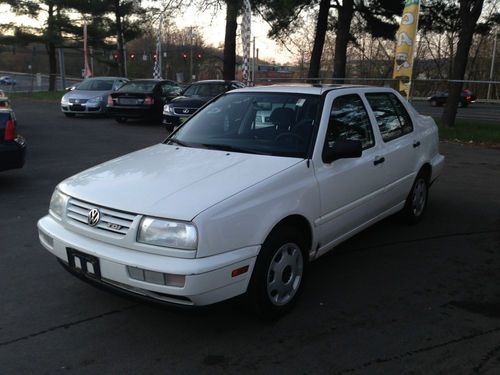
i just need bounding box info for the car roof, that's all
[231,84,369,95]
[83,76,127,80]
[191,80,242,85]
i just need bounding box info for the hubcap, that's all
[412,178,427,217]
[266,243,303,306]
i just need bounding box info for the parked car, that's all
[163,80,245,131]
[107,79,181,123]
[38,85,444,318]
[0,107,26,172]
[0,76,16,86]
[60,77,128,117]
[428,89,476,107]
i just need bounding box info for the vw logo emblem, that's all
[87,208,101,227]
[183,108,190,114]
[75,99,80,104]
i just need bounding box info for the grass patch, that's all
[436,119,500,146]
[9,91,64,102]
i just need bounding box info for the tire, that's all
[248,226,306,320]
[64,113,75,117]
[402,172,429,224]
[115,117,127,123]
[430,99,438,107]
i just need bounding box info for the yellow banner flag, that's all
[393,0,420,98]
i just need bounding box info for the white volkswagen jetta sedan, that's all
[38,85,444,318]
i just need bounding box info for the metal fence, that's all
[0,71,81,93]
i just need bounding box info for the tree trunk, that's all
[307,0,331,81]
[332,0,354,82]
[115,0,126,77]
[223,0,239,81]
[47,4,57,91]
[441,0,484,128]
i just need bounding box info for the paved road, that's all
[412,100,500,123]
[1,99,500,374]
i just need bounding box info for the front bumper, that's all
[38,215,258,306]
[61,103,105,114]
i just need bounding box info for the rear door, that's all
[364,91,421,207]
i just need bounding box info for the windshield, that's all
[183,83,228,98]
[77,79,114,91]
[118,81,157,93]
[168,92,320,158]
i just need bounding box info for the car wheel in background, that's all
[402,171,429,224]
[248,226,306,320]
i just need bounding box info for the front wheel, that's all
[248,227,306,320]
[402,173,429,224]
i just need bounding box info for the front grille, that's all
[173,107,196,115]
[69,99,88,104]
[66,198,136,236]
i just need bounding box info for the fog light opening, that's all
[127,266,185,287]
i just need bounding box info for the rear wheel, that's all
[115,117,127,123]
[248,226,306,320]
[402,172,429,224]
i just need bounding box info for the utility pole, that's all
[252,36,256,86]
[122,32,128,78]
[58,48,66,91]
[487,28,498,101]
[189,27,194,82]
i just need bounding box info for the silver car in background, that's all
[61,77,128,117]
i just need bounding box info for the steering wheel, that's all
[275,132,305,144]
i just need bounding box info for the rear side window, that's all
[326,94,375,150]
[0,113,9,127]
[365,92,413,142]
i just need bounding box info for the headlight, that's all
[138,217,197,250]
[87,96,103,104]
[49,189,68,219]
[61,96,70,105]
[163,103,173,115]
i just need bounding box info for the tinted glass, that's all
[0,112,9,127]
[183,83,227,97]
[326,94,375,150]
[77,79,114,91]
[118,81,157,93]
[170,92,320,158]
[365,93,413,142]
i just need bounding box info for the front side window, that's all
[77,79,114,91]
[365,92,413,142]
[325,94,375,150]
[169,92,320,158]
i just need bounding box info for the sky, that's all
[171,4,295,64]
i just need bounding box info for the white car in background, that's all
[38,85,444,319]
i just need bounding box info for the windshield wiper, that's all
[166,138,189,147]
[201,143,265,155]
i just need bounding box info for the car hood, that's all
[64,90,110,100]
[170,96,211,108]
[59,144,301,221]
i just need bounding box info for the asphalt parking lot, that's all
[1,98,499,374]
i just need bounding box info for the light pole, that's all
[487,28,498,101]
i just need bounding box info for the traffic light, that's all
[113,52,119,61]
[182,52,188,61]
[196,53,203,60]
[130,52,136,60]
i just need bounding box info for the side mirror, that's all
[323,139,362,164]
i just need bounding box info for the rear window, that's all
[183,83,227,98]
[118,81,157,93]
[77,79,114,91]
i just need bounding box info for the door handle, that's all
[373,156,385,166]
[413,141,421,148]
